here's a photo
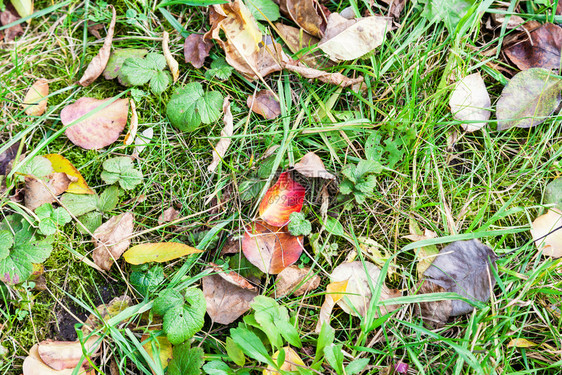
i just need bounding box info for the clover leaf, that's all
[205,58,234,81]
[35,203,72,236]
[288,212,312,236]
[166,82,224,132]
[121,53,172,94]
[101,157,143,190]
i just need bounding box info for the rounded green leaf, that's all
[153,289,184,316]
[163,288,206,344]
[0,230,13,260]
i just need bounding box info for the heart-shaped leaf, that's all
[259,172,306,227]
[166,82,224,132]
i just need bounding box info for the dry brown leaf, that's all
[23,345,91,375]
[209,263,257,291]
[283,60,363,87]
[449,72,491,132]
[504,23,562,71]
[274,23,326,67]
[280,0,327,37]
[24,173,74,211]
[275,265,320,298]
[0,3,24,42]
[381,0,406,18]
[208,97,233,173]
[318,13,390,61]
[294,151,335,180]
[87,21,104,39]
[162,31,180,83]
[0,143,20,176]
[490,12,524,29]
[23,79,49,116]
[202,272,258,324]
[92,212,134,271]
[61,97,130,150]
[247,90,281,120]
[37,337,101,371]
[183,33,213,69]
[530,209,562,258]
[78,6,116,86]
[123,99,138,146]
[157,206,180,225]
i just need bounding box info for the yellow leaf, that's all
[142,333,173,371]
[507,338,537,348]
[263,347,305,375]
[326,279,349,303]
[123,243,203,265]
[11,0,33,19]
[43,154,94,194]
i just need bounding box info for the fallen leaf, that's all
[208,97,233,173]
[294,152,335,180]
[103,48,148,85]
[274,23,324,67]
[158,207,180,225]
[78,5,117,86]
[381,0,406,18]
[242,221,304,274]
[61,97,130,150]
[183,33,213,69]
[24,173,73,211]
[283,61,364,87]
[418,239,497,328]
[449,72,491,132]
[162,31,180,83]
[123,99,138,146]
[37,337,101,371]
[318,13,390,61]
[279,0,326,37]
[259,172,306,227]
[123,242,202,265]
[544,178,562,209]
[209,263,257,291]
[43,154,94,195]
[202,272,258,324]
[92,212,134,271]
[264,347,305,374]
[247,90,281,120]
[404,220,439,278]
[507,338,538,348]
[134,128,153,155]
[87,21,104,39]
[0,3,24,42]
[490,12,524,29]
[141,333,173,372]
[11,0,33,18]
[82,296,132,334]
[275,265,321,297]
[530,209,562,258]
[23,345,90,375]
[23,79,49,116]
[316,261,400,332]
[505,23,562,71]
[497,68,562,131]
[0,143,20,175]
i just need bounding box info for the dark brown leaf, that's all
[0,3,24,42]
[279,0,327,37]
[157,207,180,225]
[505,23,562,71]
[247,90,281,119]
[184,33,213,69]
[380,0,406,18]
[0,143,20,175]
[203,273,258,324]
[283,60,363,87]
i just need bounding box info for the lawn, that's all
[1,0,562,374]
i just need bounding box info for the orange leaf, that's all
[259,172,305,227]
[123,242,203,265]
[242,221,303,274]
[44,154,94,194]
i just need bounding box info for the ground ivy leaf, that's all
[97,186,120,212]
[121,57,156,86]
[61,193,98,217]
[18,156,53,180]
[145,53,167,70]
[130,264,164,295]
[36,204,72,235]
[153,289,185,316]
[167,343,204,375]
[103,48,148,82]
[0,230,13,260]
[166,83,223,132]
[101,157,143,190]
[163,288,206,344]
[497,68,562,131]
[205,58,233,81]
[200,91,224,124]
[150,70,171,94]
[247,0,280,22]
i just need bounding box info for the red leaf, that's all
[259,172,305,227]
[242,221,303,274]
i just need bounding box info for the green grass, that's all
[1,0,562,374]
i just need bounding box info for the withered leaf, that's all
[283,60,363,87]
[23,345,91,375]
[381,0,406,18]
[184,33,213,69]
[37,337,101,371]
[280,0,327,38]
[0,3,24,42]
[92,212,134,271]
[530,209,562,258]
[294,152,335,180]
[247,90,281,119]
[449,72,491,132]
[157,206,180,225]
[274,23,325,67]
[275,265,320,298]
[209,263,257,291]
[163,31,180,83]
[208,97,233,173]
[23,79,49,116]
[123,99,138,146]
[24,173,74,211]
[78,5,117,87]
[82,296,132,334]
[418,239,497,328]
[202,273,258,325]
[0,143,20,175]
[505,23,562,71]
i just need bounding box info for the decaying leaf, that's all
[23,79,49,116]
[242,221,304,274]
[37,337,101,371]
[530,209,562,258]
[264,347,305,375]
[404,220,439,278]
[202,272,258,324]
[507,338,538,348]
[141,333,173,372]
[505,23,562,71]
[184,33,213,69]
[274,23,324,67]
[162,31,180,83]
[158,207,180,225]
[318,13,390,62]
[247,90,281,120]
[82,296,132,334]
[123,99,138,146]
[24,173,74,211]
[61,97,130,150]
[78,5,116,86]
[280,0,327,38]
[0,3,24,42]
[0,143,20,175]
[208,97,233,173]
[43,154,94,195]
[449,72,491,132]
[418,239,497,328]
[275,265,321,298]
[381,0,406,18]
[496,68,562,131]
[92,212,134,271]
[23,345,91,375]
[103,48,148,84]
[283,61,363,87]
[259,172,306,227]
[123,242,202,265]
[294,152,335,180]
[209,263,257,291]
[316,261,400,332]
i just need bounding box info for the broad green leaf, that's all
[345,358,370,375]
[101,157,143,190]
[145,53,167,70]
[123,242,202,265]
[163,288,206,344]
[0,230,13,260]
[153,289,185,316]
[421,0,474,32]
[497,68,562,131]
[199,91,223,124]
[246,0,280,21]
[167,83,224,132]
[104,49,148,82]
[97,186,120,212]
[288,212,312,236]
[203,360,233,375]
[121,57,156,85]
[226,337,245,367]
[77,211,102,234]
[314,322,334,366]
[130,264,164,295]
[18,156,53,180]
[323,344,344,375]
[230,327,274,366]
[168,343,204,375]
[325,217,345,237]
[61,193,98,217]
[150,70,172,95]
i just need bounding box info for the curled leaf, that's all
[163,31,180,83]
[283,61,363,87]
[203,272,258,324]
[259,172,306,227]
[208,97,233,173]
[92,212,134,271]
[449,72,491,132]
[530,209,562,258]
[294,152,335,180]
[43,154,93,195]
[123,99,138,146]
[123,242,202,265]
[247,90,281,120]
[23,79,49,116]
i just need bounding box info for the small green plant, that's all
[338,160,382,205]
[121,53,172,94]
[205,58,234,81]
[288,212,311,236]
[61,185,120,233]
[364,132,406,170]
[130,264,164,296]
[167,342,204,375]
[166,82,224,132]
[101,157,143,190]
[35,203,72,236]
